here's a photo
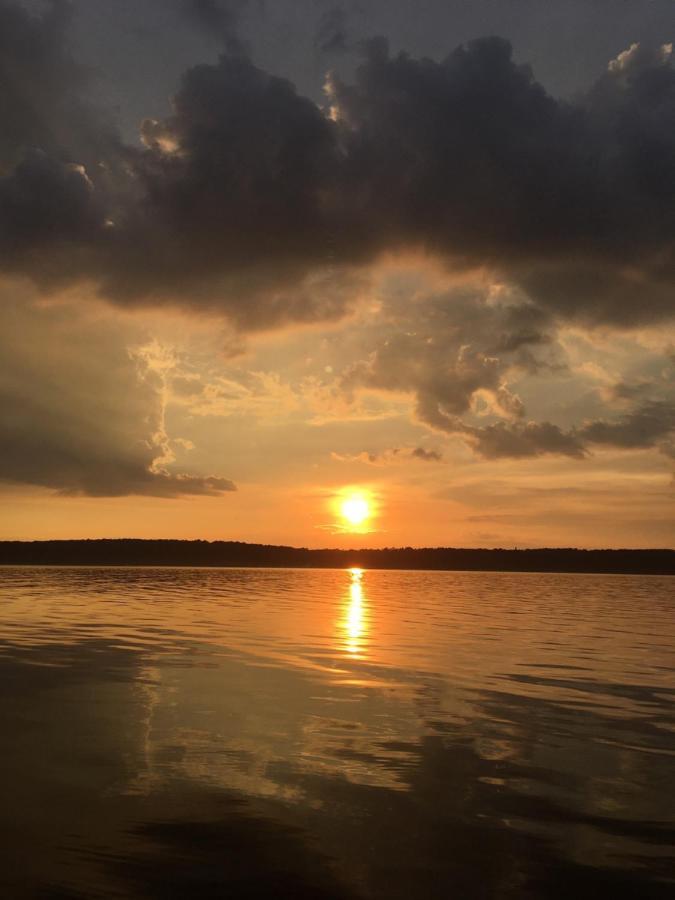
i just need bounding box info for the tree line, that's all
[0,540,673,574]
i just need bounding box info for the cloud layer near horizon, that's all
[0,289,235,497]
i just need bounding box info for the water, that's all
[0,567,673,899]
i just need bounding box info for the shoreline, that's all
[1,540,673,576]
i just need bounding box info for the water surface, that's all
[0,567,673,898]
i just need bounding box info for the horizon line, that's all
[1,538,673,553]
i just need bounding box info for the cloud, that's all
[458,420,587,460]
[411,447,443,462]
[0,0,118,170]
[170,369,301,418]
[129,35,675,328]
[341,281,560,439]
[0,2,674,474]
[0,2,128,287]
[331,446,443,465]
[332,274,675,460]
[425,397,675,461]
[114,52,363,327]
[0,149,107,280]
[0,0,80,167]
[325,36,675,327]
[315,4,353,54]
[580,400,675,453]
[2,8,675,333]
[0,289,235,496]
[181,0,249,56]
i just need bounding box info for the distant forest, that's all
[0,540,673,575]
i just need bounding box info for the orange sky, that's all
[1,3,674,549]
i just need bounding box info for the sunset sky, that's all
[1,0,674,548]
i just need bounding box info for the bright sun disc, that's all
[341,494,370,527]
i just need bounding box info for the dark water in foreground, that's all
[0,568,673,899]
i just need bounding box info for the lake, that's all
[0,567,673,898]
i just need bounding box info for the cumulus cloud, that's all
[326,36,675,327]
[1,2,675,333]
[112,52,364,326]
[332,275,675,460]
[0,290,235,496]
[341,282,559,437]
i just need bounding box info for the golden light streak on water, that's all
[342,567,367,656]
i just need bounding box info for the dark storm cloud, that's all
[112,52,364,327]
[101,35,675,328]
[0,291,236,497]
[0,0,118,170]
[327,36,675,327]
[0,0,79,167]
[2,0,675,333]
[0,1,355,327]
[0,1,130,288]
[0,149,106,276]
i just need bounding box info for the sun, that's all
[330,487,376,534]
[340,493,371,527]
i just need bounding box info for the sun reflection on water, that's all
[342,567,368,657]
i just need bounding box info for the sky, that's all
[1,0,674,548]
